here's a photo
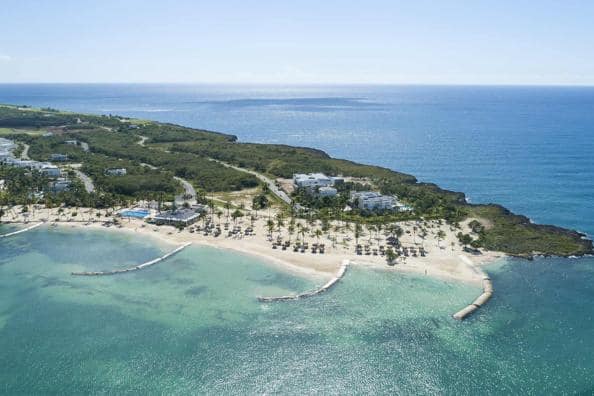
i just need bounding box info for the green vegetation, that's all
[0,103,591,257]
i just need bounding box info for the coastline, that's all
[2,206,504,287]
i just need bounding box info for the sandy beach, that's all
[1,205,504,285]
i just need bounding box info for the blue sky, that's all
[1,0,593,85]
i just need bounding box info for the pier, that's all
[258,260,349,302]
[0,222,43,238]
[71,242,191,276]
[452,255,493,320]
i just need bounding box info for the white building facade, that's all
[293,173,333,188]
[350,191,396,211]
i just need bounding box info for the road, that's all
[212,159,293,206]
[173,176,197,205]
[73,169,95,193]
[20,143,30,159]
[137,136,148,146]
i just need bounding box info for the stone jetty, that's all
[0,222,43,238]
[71,242,191,276]
[258,259,349,302]
[452,255,493,320]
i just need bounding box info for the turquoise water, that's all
[2,228,593,394]
[1,84,594,393]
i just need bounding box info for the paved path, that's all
[212,159,293,206]
[174,176,197,205]
[73,169,95,193]
[137,135,148,146]
[20,143,30,159]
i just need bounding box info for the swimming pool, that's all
[119,209,150,219]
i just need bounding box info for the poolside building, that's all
[152,208,201,226]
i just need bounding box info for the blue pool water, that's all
[120,209,150,218]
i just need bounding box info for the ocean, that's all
[1,84,593,394]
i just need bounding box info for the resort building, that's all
[40,164,61,178]
[105,168,127,176]
[293,173,334,188]
[317,186,338,197]
[350,191,396,211]
[48,178,72,193]
[152,208,201,226]
[65,140,78,146]
[50,153,69,162]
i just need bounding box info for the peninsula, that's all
[0,104,592,318]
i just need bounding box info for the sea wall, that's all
[0,222,43,238]
[453,257,493,320]
[258,259,349,302]
[71,242,191,276]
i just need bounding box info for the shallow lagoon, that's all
[1,227,593,394]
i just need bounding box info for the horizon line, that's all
[1,81,594,88]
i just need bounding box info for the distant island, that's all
[1,103,592,318]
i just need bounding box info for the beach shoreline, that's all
[2,206,505,286]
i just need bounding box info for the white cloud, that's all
[0,54,12,62]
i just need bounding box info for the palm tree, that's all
[288,223,295,243]
[266,219,275,237]
[385,248,397,266]
[315,228,322,243]
[436,229,446,248]
[231,209,243,224]
[354,222,362,246]
[224,201,231,222]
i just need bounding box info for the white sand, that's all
[2,205,504,285]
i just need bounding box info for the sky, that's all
[1,0,594,85]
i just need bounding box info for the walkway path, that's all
[258,260,349,302]
[20,143,30,160]
[73,169,95,193]
[71,242,191,276]
[212,159,293,206]
[452,255,493,320]
[174,176,197,205]
[0,222,43,238]
[137,135,148,146]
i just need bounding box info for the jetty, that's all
[0,222,43,238]
[258,259,349,302]
[71,242,191,276]
[452,255,493,320]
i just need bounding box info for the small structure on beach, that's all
[152,208,201,226]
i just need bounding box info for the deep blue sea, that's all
[1,84,593,394]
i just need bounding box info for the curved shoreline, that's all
[258,260,349,302]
